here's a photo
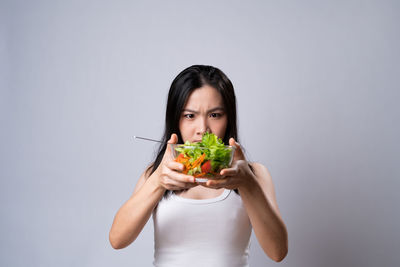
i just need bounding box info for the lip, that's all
[193,140,202,143]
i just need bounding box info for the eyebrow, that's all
[182,107,225,114]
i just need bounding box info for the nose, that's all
[196,116,211,136]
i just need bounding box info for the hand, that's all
[201,138,255,190]
[156,133,197,191]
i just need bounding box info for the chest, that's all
[175,186,225,200]
[153,190,252,247]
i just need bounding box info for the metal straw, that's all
[133,136,164,143]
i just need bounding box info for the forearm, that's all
[109,172,165,249]
[239,177,288,262]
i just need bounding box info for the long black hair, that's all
[145,65,239,183]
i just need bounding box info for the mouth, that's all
[193,140,202,143]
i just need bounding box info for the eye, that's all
[184,114,194,119]
[210,113,221,118]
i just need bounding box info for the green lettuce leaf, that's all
[174,132,233,175]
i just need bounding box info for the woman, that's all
[109,65,288,266]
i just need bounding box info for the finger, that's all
[200,180,219,189]
[166,161,185,172]
[164,177,191,189]
[220,168,238,177]
[229,138,246,161]
[168,181,197,190]
[206,178,228,188]
[169,170,196,184]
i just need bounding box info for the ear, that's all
[229,138,246,161]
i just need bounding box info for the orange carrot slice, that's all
[192,153,206,168]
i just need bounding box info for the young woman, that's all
[109,65,288,266]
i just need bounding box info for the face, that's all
[179,85,228,143]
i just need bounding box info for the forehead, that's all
[183,85,224,109]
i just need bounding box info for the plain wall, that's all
[1,0,399,266]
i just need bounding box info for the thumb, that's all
[164,133,178,161]
[229,138,246,161]
[168,133,178,144]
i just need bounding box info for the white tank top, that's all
[152,189,252,267]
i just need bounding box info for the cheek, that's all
[179,119,192,136]
[178,119,185,134]
[211,118,228,136]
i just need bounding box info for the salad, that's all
[172,132,235,178]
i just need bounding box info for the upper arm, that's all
[132,164,153,196]
[250,162,282,218]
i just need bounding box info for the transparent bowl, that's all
[169,144,236,182]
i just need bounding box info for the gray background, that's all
[1,0,399,266]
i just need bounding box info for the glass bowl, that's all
[169,143,236,182]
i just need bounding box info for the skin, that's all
[179,85,228,144]
[176,85,228,198]
[109,85,288,262]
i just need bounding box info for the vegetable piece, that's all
[173,132,233,177]
[201,160,212,173]
[191,153,206,169]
